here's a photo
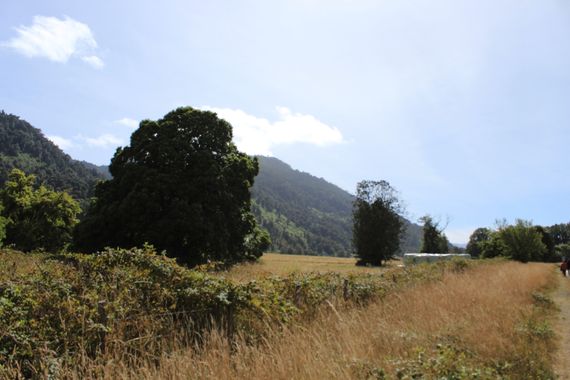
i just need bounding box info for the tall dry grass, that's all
[62,261,557,379]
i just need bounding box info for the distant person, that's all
[561,259,568,277]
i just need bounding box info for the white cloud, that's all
[114,117,139,130]
[77,133,123,148]
[81,55,104,69]
[202,106,344,155]
[3,15,104,68]
[47,135,74,150]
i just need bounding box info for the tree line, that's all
[465,220,567,262]
[351,180,566,266]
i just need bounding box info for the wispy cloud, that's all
[2,15,104,68]
[202,106,344,155]
[81,55,104,69]
[77,133,123,148]
[47,135,74,150]
[114,117,139,130]
[47,133,123,152]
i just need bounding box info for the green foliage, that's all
[353,180,405,266]
[479,232,508,259]
[0,111,108,204]
[473,220,549,262]
[419,215,449,253]
[0,169,80,252]
[74,107,266,265]
[556,243,570,259]
[393,345,500,379]
[497,219,546,263]
[534,225,557,262]
[466,227,492,258]
[0,204,7,247]
[548,222,570,245]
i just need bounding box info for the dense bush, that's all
[0,169,80,252]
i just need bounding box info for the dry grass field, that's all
[64,260,558,379]
[222,252,396,282]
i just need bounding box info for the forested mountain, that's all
[251,156,422,256]
[0,111,108,202]
[0,111,421,257]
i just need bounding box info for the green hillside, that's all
[0,111,108,202]
[251,156,422,256]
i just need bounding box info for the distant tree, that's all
[0,169,80,251]
[549,223,570,245]
[479,232,508,259]
[352,180,405,266]
[466,227,492,258]
[74,107,269,265]
[419,215,449,253]
[534,226,557,262]
[497,219,546,263]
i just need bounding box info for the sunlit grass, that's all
[223,252,398,282]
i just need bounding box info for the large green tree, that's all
[74,107,268,265]
[352,180,405,266]
[0,169,80,251]
[419,215,449,253]
[466,227,492,258]
[497,219,546,263]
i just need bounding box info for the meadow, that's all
[0,248,559,379]
[221,252,394,282]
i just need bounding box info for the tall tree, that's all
[419,215,449,253]
[352,180,405,266]
[466,227,492,258]
[497,219,546,263]
[74,107,268,265]
[0,169,80,251]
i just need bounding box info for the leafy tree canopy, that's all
[0,169,80,251]
[496,219,546,263]
[73,107,268,265]
[472,219,551,262]
[352,180,405,266]
[466,227,492,258]
[419,215,449,253]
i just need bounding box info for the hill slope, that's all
[0,111,109,201]
[251,156,422,256]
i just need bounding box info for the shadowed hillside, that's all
[0,111,109,202]
[251,156,421,256]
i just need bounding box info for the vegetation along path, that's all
[554,270,570,379]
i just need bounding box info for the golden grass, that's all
[222,252,395,282]
[66,261,557,379]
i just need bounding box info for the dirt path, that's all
[553,272,570,378]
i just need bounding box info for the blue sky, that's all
[1,0,569,243]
